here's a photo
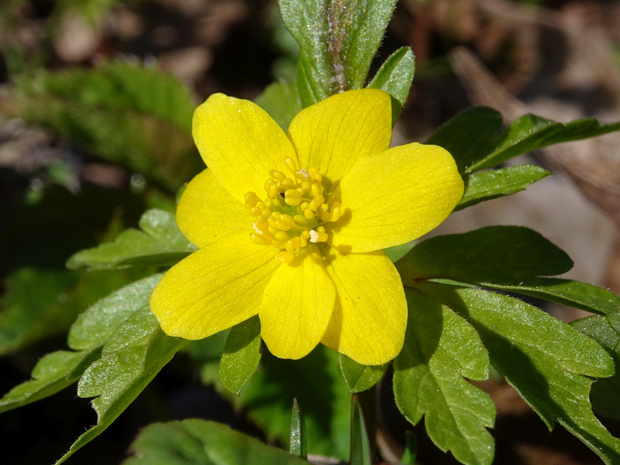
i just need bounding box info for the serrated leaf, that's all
[393,289,494,465]
[290,399,308,458]
[68,274,163,350]
[425,284,620,464]
[573,312,620,420]
[367,47,416,123]
[124,419,309,465]
[279,0,398,106]
[254,81,302,131]
[56,306,187,464]
[0,349,99,413]
[66,209,195,270]
[350,397,372,465]
[212,346,351,459]
[425,107,503,174]
[0,60,201,190]
[456,165,550,211]
[397,226,573,282]
[219,316,262,395]
[339,354,387,394]
[467,114,620,173]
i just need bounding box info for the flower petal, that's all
[193,93,297,201]
[150,234,280,340]
[177,168,252,248]
[331,143,464,253]
[321,249,407,365]
[287,89,391,188]
[259,246,336,359]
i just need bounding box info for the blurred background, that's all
[2,0,620,463]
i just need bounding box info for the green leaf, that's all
[212,346,351,459]
[124,419,309,465]
[426,284,620,464]
[339,354,387,394]
[465,277,620,316]
[254,81,302,131]
[456,165,550,211]
[279,0,398,106]
[397,226,573,282]
[68,274,163,350]
[467,114,620,173]
[573,312,620,420]
[57,307,187,464]
[350,397,372,465]
[393,290,494,465]
[0,60,201,190]
[0,350,99,413]
[425,107,503,174]
[289,398,308,459]
[66,209,195,270]
[367,47,416,123]
[219,316,262,395]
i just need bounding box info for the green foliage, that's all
[397,225,573,282]
[124,419,309,465]
[421,284,620,464]
[289,399,308,458]
[573,313,620,421]
[219,316,262,395]
[338,354,387,394]
[349,397,372,465]
[205,346,351,459]
[394,290,494,465]
[0,60,201,190]
[66,209,196,270]
[279,0,401,106]
[456,165,550,210]
[427,106,620,174]
[367,47,416,123]
[0,349,100,412]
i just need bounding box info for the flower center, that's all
[244,157,341,264]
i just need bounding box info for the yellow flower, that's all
[150,89,463,365]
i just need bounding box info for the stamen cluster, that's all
[245,157,341,263]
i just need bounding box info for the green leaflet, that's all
[350,397,372,465]
[367,47,416,123]
[572,313,620,421]
[397,225,573,282]
[219,316,262,395]
[57,307,187,464]
[66,209,196,270]
[397,226,620,317]
[394,290,494,465]
[124,419,309,465]
[468,114,620,173]
[456,165,550,211]
[289,399,308,458]
[338,354,387,394]
[279,0,398,106]
[0,349,100,413]
[425,106,503,174]
[425,106,620,175]
[424,284,620,464]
